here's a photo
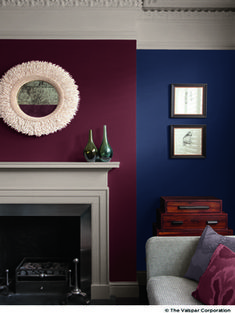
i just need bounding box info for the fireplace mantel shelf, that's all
[0,162,120,189]
[0,162,120,170]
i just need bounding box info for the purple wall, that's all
[0,40,137,282]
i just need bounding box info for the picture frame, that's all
[170,125,206,158]
[171,83,207,118]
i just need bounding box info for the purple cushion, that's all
[192,244,235,305]
[185,226,235,281]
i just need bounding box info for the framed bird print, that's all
[170,125,206,158]
[171,83,207,118]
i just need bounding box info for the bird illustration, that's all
[183,131,192,146]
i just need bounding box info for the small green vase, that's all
[83,129,98,162]
[99,125,113,162]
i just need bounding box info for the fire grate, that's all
[15,258,70,294]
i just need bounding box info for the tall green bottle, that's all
[83,129,98,162]
[99,125,113,162]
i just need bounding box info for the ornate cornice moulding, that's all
[140,9,235,19]
[1,0,235,11]
[142,0,235,12]
[0,0,142,8]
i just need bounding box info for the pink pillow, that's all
[192,244,235,305]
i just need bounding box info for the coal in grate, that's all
[15,258,70,294]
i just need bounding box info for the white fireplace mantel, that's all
[0,162,120,190]
[0,161,121,299]
[0,162,120,169]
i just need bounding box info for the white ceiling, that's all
[0,0,234,49]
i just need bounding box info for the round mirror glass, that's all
[17,80,59,117]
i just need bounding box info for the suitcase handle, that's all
[207,220,218,225]
[171,221,183,225]
[178,206,209,210]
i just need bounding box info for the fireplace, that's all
[0,203,91,304]
[0,162,120,301]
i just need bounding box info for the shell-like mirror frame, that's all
[0,61,80,136]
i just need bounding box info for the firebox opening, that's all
[0,216,80,281]
[0,204,91,304]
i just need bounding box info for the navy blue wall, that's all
[136,50,235,271]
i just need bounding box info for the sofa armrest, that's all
[146,236,199,281]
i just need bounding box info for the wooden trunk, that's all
[155,196,233,236]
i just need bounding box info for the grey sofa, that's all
[146,236,202,305]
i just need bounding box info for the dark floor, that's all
[117,285,148,305]
[92,285,148,305]
[0,272,148,306]
[0,285,148,305]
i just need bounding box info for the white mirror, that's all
[0,61,80,136]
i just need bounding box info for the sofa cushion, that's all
[185,226,235,282]
[147,276,201,305]
[192,244,235,305]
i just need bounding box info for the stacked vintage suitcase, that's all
[154,196,233,236]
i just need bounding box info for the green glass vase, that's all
[83,129,98,162]
[99,125,113,162]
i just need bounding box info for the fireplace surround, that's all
[0,162,120,300]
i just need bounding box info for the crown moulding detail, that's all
[140,10,235,19]
[0,0,142,8]
[142,7,235,13]
[1,0,235,11]
[142,0,235,12]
